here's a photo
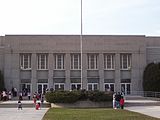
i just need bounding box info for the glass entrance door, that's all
[37,83,48,94]
[121,83,131,95]
[20,83,32,96]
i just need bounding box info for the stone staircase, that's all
[125,95,160,107]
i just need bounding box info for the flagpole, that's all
[80,0,83,89]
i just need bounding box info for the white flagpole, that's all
[80,0,83,89]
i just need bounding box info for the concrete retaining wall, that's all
[51,100,112,108]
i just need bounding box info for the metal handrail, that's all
[129,91,160,98]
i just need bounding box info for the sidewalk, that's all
[126,106,160,118]
[0,100,49,120]
[0,107,49,120]
[125,99,160,119]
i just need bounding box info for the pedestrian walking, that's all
[35,100,41,110]
[2,91,7,101]
[8,91,12,100]
[19,92,23,100]
[112,93,116,109]
[41,94,44,104]
[18,100,22,110]
[27,92,31,100]
[115,92,121,108]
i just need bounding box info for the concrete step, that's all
[0,100,51,108]
[125,100,160,107]
[125,95,160,101]
[122,96,160,107]
[125,96,149,100]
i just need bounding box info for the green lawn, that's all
[43,108,159,120]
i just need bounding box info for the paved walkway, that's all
[0,100,49,120]
[125,99,160,119]
[0,107,49,120]
[1,99,160,119]
[125,99,160,103]
[126,106,160,118]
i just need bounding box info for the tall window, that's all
[71,54,81,70]
[55,54,64,69]
[104,54,115,70]
[37,54,48,70]
[120,54,131,70]
[20,54,31,70]
[88,54,98,69]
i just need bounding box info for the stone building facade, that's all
[0,35,160,95]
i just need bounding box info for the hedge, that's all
[45,90,112,103]
[87,90,112,102]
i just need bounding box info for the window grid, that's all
[71,54,81,70]
[104,54,115,70]
[20,54,31,70]
[55,54,64,69]
[37,54,48,70]
[88,54,98,70]
[120,54,131,70]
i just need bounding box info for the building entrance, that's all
[20,83,32,95]
[121,83,131,95]
[37,83,48,94]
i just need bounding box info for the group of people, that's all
[113,92,125,109]
[0,88,46,110]
[18,92,44,110]
[0,87,29,101]
[0,90,15,101]
[33,92,44,110]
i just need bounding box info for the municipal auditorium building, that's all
[0,35,159,95]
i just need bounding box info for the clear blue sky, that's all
[0,0,160,36]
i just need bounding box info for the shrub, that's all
[78,89,88,100]
[45,90,112,103]
[88,91,112,102]
[45,90,81,103]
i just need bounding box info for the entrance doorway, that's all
[121,83,131,95]
[20,83,32,96]
[37,83,48,94]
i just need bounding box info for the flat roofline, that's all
[146,36,160,38]
[5,34,146,37]
[5,34,80,36]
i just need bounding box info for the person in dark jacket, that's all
[115,92,121,108]
[18,100,22,110]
